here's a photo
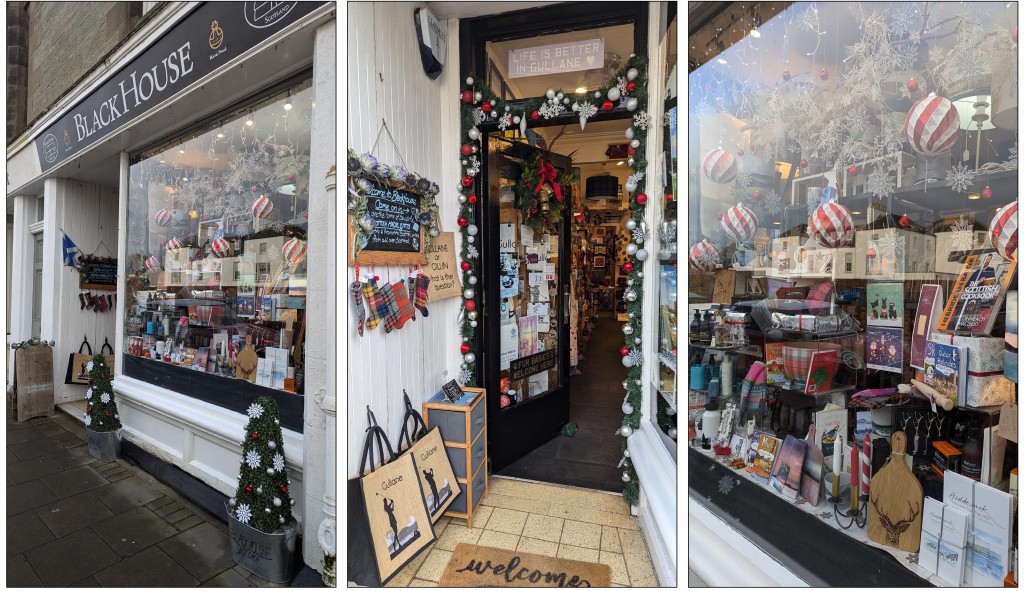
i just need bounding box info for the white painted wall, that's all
[41,178,119,404]
[346,2,464,475]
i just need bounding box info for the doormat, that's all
[439,543,612,587]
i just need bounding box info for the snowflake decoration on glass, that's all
[950,215,976,251]
[1006,141,1018,169]
[615,76,628,97]
[624,171,645,193]
[695,245,720,271]
[694,99,714,119]
[633,111,650,130]
[845,106,870,135]
[497,112,513,131]
[945,162,977,193]
[718,475,737,495]
[236,504,253,524]
[457,368,472,385]
[888,4,916,36]
[631,228,646,244]
[867,169,895,199]
[793,496,807,505]
[797,4,820,32]
[806,192,822,216]
[247,403,264,419]
[466,244,480,259]
[626,349,644,367]
[734,169,754,189]
[84,414,92,427]
[754,190,783,218]
[876,231,906,263]
[539,97,565,119]
[472,108,487,126]
[100,393,111,404]
[272,453,286,472]
[245,450,262,469]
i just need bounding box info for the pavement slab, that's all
[93,545,201,587]
[159,521,237,582]
[6,479,58,517]
[40,464,109,499]
[92,476,165,514]
[7,456,64,485]
[6,511,57,558]
[24,528,120,587]
[201,568,256,587]
[7,554,43,587]
[35,491,115,537]
[6,425,56,446]
[9,436,67,461]
[92,506,179,557]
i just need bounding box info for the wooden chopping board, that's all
[867,431,923,552]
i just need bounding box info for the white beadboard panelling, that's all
[347,4,464,476]
[427,1,557,20]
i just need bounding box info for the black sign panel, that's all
[362,180,422,253]
[509,349,557,381]
[79,256,118,288]
[441,379,463,403]
[35,1,329,172]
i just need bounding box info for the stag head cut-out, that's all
[871,495,920,547]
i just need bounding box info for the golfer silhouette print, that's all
[423,468,438,512]
[383,496,398,541]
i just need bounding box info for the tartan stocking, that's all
[362,280,387,331]
[413,275,430,317]
[351,281,366,336]
[391,281,416,329]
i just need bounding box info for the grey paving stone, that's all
[7,456,64,485]
[6,511,56,558]
[155,501,185,517]
[9,436,67,461]
[107,469,135,482]
[69,575,101,587]
[24,528,119,587]
[31,421,69,437]
[49,429,85,446]
[50,444,97,469]
[7,554,43,587]
[40,464,108,499]
[6,480,58,517]
[7,416,34,429]
[92,506,179,557]
[201,568,254,587]
[146,495,173,510]
[165,507,194,523]
[35,491,114,537]
[175,514,207,532]
[47,412,86,434]
[93,545,200,587]
[93,476,165,514]
[6,426,53,445]
[158,521,236,582]
[7,449,18,464]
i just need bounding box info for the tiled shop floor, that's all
[385,476,662,587]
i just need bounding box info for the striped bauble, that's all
[990,201,1018,260]
[688,240,721,272]
[145,255,161,271]
[702,147,738,184]
[251,195,274,219]
[165,238,182,253]
[282,237,307,263]
[904,93,960,155]
[210,237,231,258]
[154,208,172,227]
[809,202,855,248]
[721,203,758,243]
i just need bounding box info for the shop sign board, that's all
[509,349,557,381]
[35,1,329,172]
[361,180,422,253]
[425,232,462,301]
[509,38,604,79]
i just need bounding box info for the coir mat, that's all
[439,543,612,588]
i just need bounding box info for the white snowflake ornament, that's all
[575,101,598,130]
[84,414,92,427]
[100,393,111,404]
[539,97,565,119]
[633,111,650,130]
[273,453,286,472]
[245,450,262,469]
[624,171,645,193]
[472,108,487,126]
[247,403,264,419]
[85,388,93,399]
[950,215,976,251]
[466,244,480,259]
[87,361,94,372]
[236,503,253,524]
[497,112,513,131]
[945,162,977,194]
[867,169,895,199]
[457,368,472,385]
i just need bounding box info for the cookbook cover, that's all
[938,251,1016,335]
[804,350,838,394]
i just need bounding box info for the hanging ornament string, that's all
[369,118,409,172]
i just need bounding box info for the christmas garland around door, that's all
[458,55,650,505]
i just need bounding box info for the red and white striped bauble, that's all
[210,237,231,258]
[282,237,307,263]
[165,238,182,253]
[702,148,738,184]
[154,209,173,227]
[688,240,721,272]
[145,255,161,271]
[809,201,855,248]
[721,203,758,243]
[904,93,960,155]
[990,201,1018,260]
[251,195,273,219]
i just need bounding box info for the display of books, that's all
[937,251,1017,335]
[923,340,967,407]
[769,435,807,499]
[748,432,782,484]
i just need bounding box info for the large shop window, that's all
[123,79,313,432]
[688,2,1017,585]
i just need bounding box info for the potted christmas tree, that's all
[85,353,121,461]
[226,396,299,583]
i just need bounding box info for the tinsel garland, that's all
[460,56,649,504]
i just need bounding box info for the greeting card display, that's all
[866,327,903,373]
[866,283,904,327]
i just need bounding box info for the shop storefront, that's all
[346,1,677,586]
[688,2,1018,586]
[7,1,337,580]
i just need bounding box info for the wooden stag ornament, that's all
[867,431,923,552]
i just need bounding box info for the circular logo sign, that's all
[42,133,59,163]
[244,1,298,29]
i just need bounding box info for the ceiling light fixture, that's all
[749,27,761,38]
[575,86,587,94]
[617,161,625,165]
[216,132,225,139]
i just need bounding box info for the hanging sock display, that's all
[351,281,366,336]
[382,281,415,332]
[362,279,387,331]
[413,274,430,318]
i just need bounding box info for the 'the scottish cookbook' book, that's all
[938,251,1016,335]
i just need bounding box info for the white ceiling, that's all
[426,2,560,20]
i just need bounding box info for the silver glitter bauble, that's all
[623,449,631,458]
[468,311,478,321]
[290,499,296,506]
[465,76,474,85]
[464,288,475,299]
[267,468,275,475]
[620,425,634,437]
[279,516,286,524]
[628,158,635,167]
[622,356,635,368]
[634,336,641,345]
[622,472,631,482]
[628,312,635,319]
[490,99,497,106]
[625,128,635,140]
[666,406,676,416]
[627,68,639,81]
[626,98,639,111]
[468,127,480,141]
[273,497,282,507]
[491,111,498,118]
[265,507,272,513]
[668,427,678,439]
[458,194,467,203]
[625,290,638,302]
[268,441,276,449]
[627,279,634,286]
[473,91,483,102]
[637,272,643,278]
[622,402,634,414]
[468,275,477,285]
[625,243,638,256]
[594,90,602,98]
[546,88,556,99]
[607,87,621,102]
[563,97,571,105]
[635,249,649,261]
[513,116,520,124]
[467,224,479,236]
[622,324,634,335]
[468,236,475,244]
[505,105,510,112]
[625,218,637,231]
[229,498,236,506]
[556,91,563,99]
[464,352,476,364]
[257,486,263,494]
[472,145,478,153]
[622,380,630,389]
[631,139,640,149]
[470,320,478,328]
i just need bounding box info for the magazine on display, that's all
[938,251,1016,335]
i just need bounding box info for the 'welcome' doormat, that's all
[439,543,612,587]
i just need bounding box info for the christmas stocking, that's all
[406,276,418,322]
[413,275,430,317]
[380,281,415,333]
[351,281,366,336]
[391,280,416,328]
[362,280,388,331]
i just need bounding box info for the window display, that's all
[123,79,312,409]
[688,2,1017,586]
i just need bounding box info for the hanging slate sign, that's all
[79,255,118,290]
[349,178,428,266]
[509,349,557,381]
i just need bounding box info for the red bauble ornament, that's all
[620,346,631,357]
[530,110,541,120]
[819,68,829,81]
[848,165,858,176]
[907,78,918,92]
[282,486,288,493]
[626,80,636,92]
[252,433,259,439]
[461,261,471,271]
[627,147,635,156]
[461,90,473,103]
[457,215,468,227]
[623,261,634,273]
[246,486,252,492]
[800,159,809,168]
[482,102,492,113]
[752,190,761,200]
[101,374,105,379]
[782,70,791,81]
[87,408,92,414]
[1014,27,1019,43]
[982,185,993,199]
[373,275,380,282]
[461,176,473,187]
[602,100,614,111]
[665,193,674,203]
[635,193,648,205]
[468,194,478,204]
[899,215,911,227]
[105,412,110,417]
[460,343,470,354]
[464,300,476,312]
[461,144,472,156]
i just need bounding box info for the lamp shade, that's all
[586,175,618,199]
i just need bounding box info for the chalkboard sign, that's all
[349,178,429,266]
[79,255,118,291]
[509,349,557,381]
[441,379,464,403]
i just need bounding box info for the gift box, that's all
[930,332,1016,407]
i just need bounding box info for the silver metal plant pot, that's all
[225,501,299,583]
[86,428,121,462]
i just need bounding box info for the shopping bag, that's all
[396,390,461,522]
[64,336,93,385]
[100,338,116,373]
[348,409,435,586]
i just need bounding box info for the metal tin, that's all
[86,428,121,462]
[226,501,298,583]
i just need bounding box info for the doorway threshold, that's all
[491,473,624,498]
[57,400,88,423]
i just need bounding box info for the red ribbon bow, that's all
[534,162,563,201]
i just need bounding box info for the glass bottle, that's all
[700,310,713,344]
[690,310,701,344]
[960,426,983,481]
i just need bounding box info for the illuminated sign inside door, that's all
[509,39,604,79]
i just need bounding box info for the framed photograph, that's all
[594,245,607,255]
[594,255,607,268]
[594,227,608,237]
